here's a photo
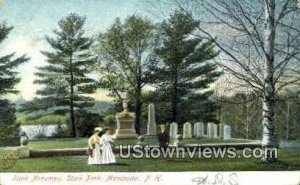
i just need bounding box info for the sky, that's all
[0,0,158,101]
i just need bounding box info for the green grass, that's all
[3,149,299,172]
[27,138,252,150]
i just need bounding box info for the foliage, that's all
[103,114,116,128]
[220,93,262,140]
[149,11,222,125]
[75,110,103,137]
[0,151,18,172]
[20,13,96,138]
[220,91,300,141]
[0,99,20,147]
[96,15,157,134]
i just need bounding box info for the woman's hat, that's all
[94,127,103,132]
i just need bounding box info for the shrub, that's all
[0,99,20,147]
[76,111,103,137]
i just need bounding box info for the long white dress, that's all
[88,134,102,165]
[100,134,116,164]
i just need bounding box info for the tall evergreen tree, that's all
[150,11,221,124]
[0,23,29,146]
[21,14,96,138]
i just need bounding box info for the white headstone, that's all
[223,125,232,140]
[193,123,198,137]
[169,122,178,140]
[219,123,224,139]
[183,122,192,138]
[147,103,157,135]
[207,122,218,138]
[194,122,204,138]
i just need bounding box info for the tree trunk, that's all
[134,55,142,135]
[134,86,142,135]
[171,68,178,123]
[70,55,76,138]
[261,0,277,162]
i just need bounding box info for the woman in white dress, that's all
[100,128,116,164]
[88,127,104,165]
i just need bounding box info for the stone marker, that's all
[194,122,204,138]
[224,125,232,140]
[207,122,218,138]
[113,92,138,139]
[147,103,157,136]
[169,122,178,141]
[183,122,192,139]
[193,123,198,137]
[219,123,224,139]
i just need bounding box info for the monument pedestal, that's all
[113,111,138,139]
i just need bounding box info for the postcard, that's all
[0,0,299,185]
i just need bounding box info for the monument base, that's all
[113,112,138,139]
[113,128,138,139]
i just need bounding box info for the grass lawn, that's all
[27,138,253,150]
[3,149,300,172]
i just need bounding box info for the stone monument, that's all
[146,103,157,136]
[113,92,138,139]
[183,122,192,139]
[169,122,178,141]
[194,122,205,138]
[219,123,224,139]
[193,123,198,137]
[223,124,232,140]
[207,122,218,138]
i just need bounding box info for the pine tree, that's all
[150,11,222,125]
[21,14,96,138]
[0,23,29,146]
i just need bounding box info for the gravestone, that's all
[219,123,224,139]
[147,103,157,136]
[169,122,178,141]
[183,122,192,139]
[207,122,218,138]
[113,93,138,139]
[223,125,232,140]
[193,123,198,137]
[194,122,204,138]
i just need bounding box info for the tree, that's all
[0,23,29,146]
[96,15,157,135]
[0,100,20,147]
[168,0,300,162]
[149,11,221,125]
[21,14,96,138]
